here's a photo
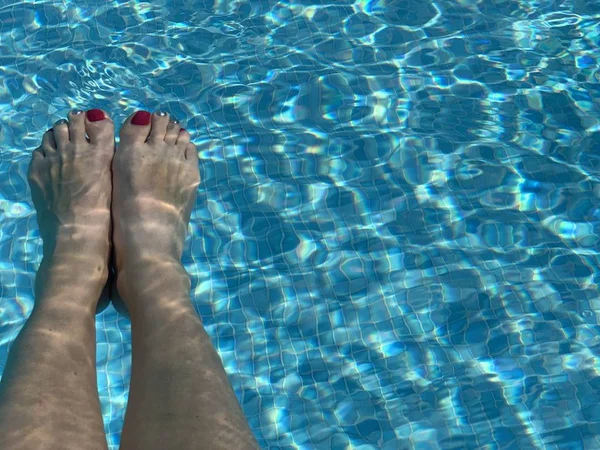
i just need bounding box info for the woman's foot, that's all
[111,110,200,312]
[28,109,115,309]
[0,108,115,450]
[110,111,256,450]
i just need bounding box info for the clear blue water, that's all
[1,0,600,448]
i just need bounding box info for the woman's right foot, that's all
[111,110,200,312]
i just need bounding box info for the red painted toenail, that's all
[132,111,151,126]
[87,109,105,122]
[180,128,187,133]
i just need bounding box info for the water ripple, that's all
[1,0,600,448]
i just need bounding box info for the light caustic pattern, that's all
[1,0,600,448]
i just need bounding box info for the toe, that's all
[148,111,170,143]
[85,109,115,147]
[52,119,70,151]
[185,143,198,163]
[68,109,86,144]
[27,148,45,185]
[176,128,190,150]
[165,118,181,144]
[32,147,45,161]
[119,110,152,145]
[41,128,57,156]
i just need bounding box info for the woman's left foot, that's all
[28,109,116,305]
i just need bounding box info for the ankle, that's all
[116,255,191,307]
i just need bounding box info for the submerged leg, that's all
[0,109,116,449]
[0,279,108,450]
[113,110,258,450]
[119,261,258,450]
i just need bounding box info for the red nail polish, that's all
[180,128,187,133]
[131,111,151,126]
[87,109,105,122]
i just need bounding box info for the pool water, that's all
[1,0,600,448]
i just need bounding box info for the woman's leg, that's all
[113,110,258,450]
[0,109,116,449]
[0,284,108,450]
[119,264,259,450]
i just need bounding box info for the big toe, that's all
[84,109,115,147]
[119,110,152,145]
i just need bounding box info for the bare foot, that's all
[28,109,115,308]
[111,110,200,310]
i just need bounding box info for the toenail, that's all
[180,128,187,133]
[87,109,105,122]
[132,111,151,126]
[156,110,168,117]
[53,119,68,127]
[72,109,83,115]
[170,118,179,124]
